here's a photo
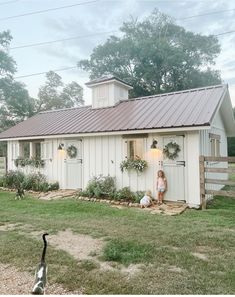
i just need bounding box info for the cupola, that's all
[85,76,133,109]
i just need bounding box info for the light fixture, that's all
[150,139,158,149]
[58,143,64,150]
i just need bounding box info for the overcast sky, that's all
[1,0,235,106]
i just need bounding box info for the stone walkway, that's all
[110,201,188,215]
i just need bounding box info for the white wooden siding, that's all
[199,109,228,195]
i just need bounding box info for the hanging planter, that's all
[67,145,78,159]
[163,142,181,160]
[120,158,148,173]
[14,157,45,168]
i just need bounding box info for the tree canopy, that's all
[0,31,35,132]
[37,71,84,112]
[78,10,221,97]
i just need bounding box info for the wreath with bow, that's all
[163,141,181,160]
[67,145,78,159]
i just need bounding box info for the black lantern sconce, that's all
[58,143,64,150]
[150,139,158,149]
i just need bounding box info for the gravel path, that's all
[0,263,81,295]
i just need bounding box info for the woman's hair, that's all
[157,170,165,178]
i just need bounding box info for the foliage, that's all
[0,31,35,133]
[0,30,16,77]
[14,157,45,168]
[84,175,116,198]
[163,141,181,160]
[78,10,221,98]
[0,31,84,136]
[0,170,25,188]
[120,158,148,173]
[0,170,59,192]
[103,239,155,265]
[66,144,78,159]
[22,172,48,192]
[36,71,84,112]
[112,187,136,202]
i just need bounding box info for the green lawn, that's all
[0,192,235,294]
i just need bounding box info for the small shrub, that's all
[113,187,136,202]
[48,182,59,191]
[78,190,90,197]
[2,170,25,188]
[84,175,116,198]
[22,173,47,191]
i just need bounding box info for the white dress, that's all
[140,195,151,207]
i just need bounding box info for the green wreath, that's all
[163,142,181,160]
[67,145,78,159]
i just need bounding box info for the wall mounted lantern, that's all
[150,139,158,149]
[58,143,64,150]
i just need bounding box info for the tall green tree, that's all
[37,71,84,112]
[78,10,221,97]
[0,31,35,133]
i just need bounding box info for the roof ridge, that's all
[39,105,91,114]
[124,84,227,102]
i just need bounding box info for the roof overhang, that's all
[213,87,235,137]
[0,125,210,141]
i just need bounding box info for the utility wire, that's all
[14,66,78,79]
[13,28,235,80]
[8,6,235,50]
[9,27,235,51]
[0,0,18,5]
[178,8,235,20]
[0,0,99,21]
[0,2,234,22]
[10,30,119,50]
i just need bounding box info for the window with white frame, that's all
[31,141,42,158]
[41,141,52,160]
[125,137,145,159]
[11,142,18,160]
[19,141,30,158]
[209,133,221,157]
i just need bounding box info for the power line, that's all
[0,0,99,21]
[178,8,235,20]
[0,0,18,5]
[9,26,235,51]
[215,30,235,36]
[13,28,235,80]
[10,30,119,50]
[14,66,78,79]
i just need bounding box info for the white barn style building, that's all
[0,76,234,208]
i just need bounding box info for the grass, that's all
[0,191,235,294]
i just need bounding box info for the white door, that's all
[162,135,185,202]
[64,139,82,189]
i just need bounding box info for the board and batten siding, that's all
[199,109,228,194]
[7,139,66,189]
[82,134,161,195]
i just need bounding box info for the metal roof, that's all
[0,84,228,140]
[85,75,133,88]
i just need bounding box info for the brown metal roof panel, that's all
[173,90,206,127]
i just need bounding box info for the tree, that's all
[36,71,84,112]
[0,31,36,134]
[78,10,221,97]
